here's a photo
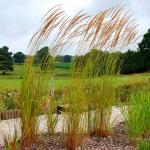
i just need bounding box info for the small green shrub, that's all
[0,89,18,110]
[0,99,5,111]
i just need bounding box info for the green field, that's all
[0,64,150,89]
[0,62,71,79]
[0,63,71,89]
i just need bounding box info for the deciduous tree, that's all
[0,46,13,75]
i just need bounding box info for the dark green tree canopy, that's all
[0,46,13,75]
[138,29,150,50]
[34,46,53,70]
[34,47,49,64]
[13,52,25,64]
[64,55,72,62]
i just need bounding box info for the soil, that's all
[0,122,138,150]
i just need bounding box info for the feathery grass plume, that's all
[23,4,138,150]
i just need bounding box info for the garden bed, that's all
[0,122,137,150]
[0,106,124,147]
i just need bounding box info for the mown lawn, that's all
[0,79,21,89]
[0,63,71,89]
[0,65,25,79]
[0,64,150,89]
[0,78,71,89]
[107,73,150,87]
[0,63,71,79]
[0,73,150,90]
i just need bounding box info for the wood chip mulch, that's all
[0,122,137,150]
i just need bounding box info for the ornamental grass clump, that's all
[86,77,117,137]
[18,56,51,149]
[66,54,120,145]
[62,79,87,150]
[81,51,121,137]
[21,5,139,150]
[76,5,139,138]
[124,89,150,141]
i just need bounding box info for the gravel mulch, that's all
[0,122,137,150]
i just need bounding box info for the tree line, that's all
[0,46,72,74]
[74,29,150,74]
[0,29,150,75]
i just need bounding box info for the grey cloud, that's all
[0,0,51,53]
[0,0,150,53]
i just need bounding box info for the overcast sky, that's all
[0,0,150,54]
